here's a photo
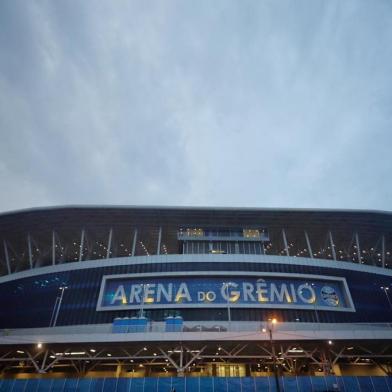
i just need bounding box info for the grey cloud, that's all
[0,1,391,212]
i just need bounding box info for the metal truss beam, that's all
[304,231,313,259]
[282,229,289,256]
[2,341,392,375]
[106,228,113,259]
[79,229,85,262]
[132,229,138,256]
[2,240,11,274]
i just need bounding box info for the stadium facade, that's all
[1,206,392,389]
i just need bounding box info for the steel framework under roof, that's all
[0,205,391,276]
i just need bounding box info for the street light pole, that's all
[52,286,68,327]
[267,318,281,392]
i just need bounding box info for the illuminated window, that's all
[243,229,260,238]
[185,228,204,237]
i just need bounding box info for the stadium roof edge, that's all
[0,204,391,219]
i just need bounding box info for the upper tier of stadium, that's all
[0,205,391,276]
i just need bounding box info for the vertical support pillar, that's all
[79,229,85,262]
[3,240,11,275]
[132,229,138,256]
[52,230,56,265]
[328,231,336,261]
[157,227,162,255]
[355,232,361,263]
[382,235,386,268]
[322,349,332,375]
[178,346,184,377]
[27,233,33,269]
[304,231,313,258]
[106,228,113,259]
[282,229,289,256]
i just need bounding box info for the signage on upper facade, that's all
[96,272,355,312]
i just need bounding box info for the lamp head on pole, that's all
[267,318,278,331]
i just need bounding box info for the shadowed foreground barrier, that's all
[0,376,392,392]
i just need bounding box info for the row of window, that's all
[178,228,266,239]
[182,241,265,255]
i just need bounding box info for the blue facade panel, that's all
[143,378,158,392]
[0,260,391,327]
[297,376,312,391]
[2,377,392,391]
[199,377,214,392]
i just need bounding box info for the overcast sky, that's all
[0,1,391,213]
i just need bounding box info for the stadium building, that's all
[1,206,392,391]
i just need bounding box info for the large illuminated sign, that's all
[96,272,355,312]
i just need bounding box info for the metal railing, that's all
[2,321,392,337]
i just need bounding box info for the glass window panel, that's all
[255,377,270,391]
[77,378,93,392]
[117,378,132,392]
[171,377,185,392]
[25,379,40,392]
[185,377,199,392]
[357,376,375,392]
[228,377,241,392]
[0,379,15,392]
[11,379,28,392]
[371,377,389,392]
[199,377,214,392]
[103,378,118,392]
[38,379,53,392]
[130,378,145,392]
[213,377,227,392]
[297,377,312,392]
[282,377,298,392]
[310,376,329,391]
[64,378,79,392]
[341,376,361,392]
[157,377,172,392]
[51,379,66,392]
[143,377,158,392]
[324,375,340,391]
[240,377,255,392]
